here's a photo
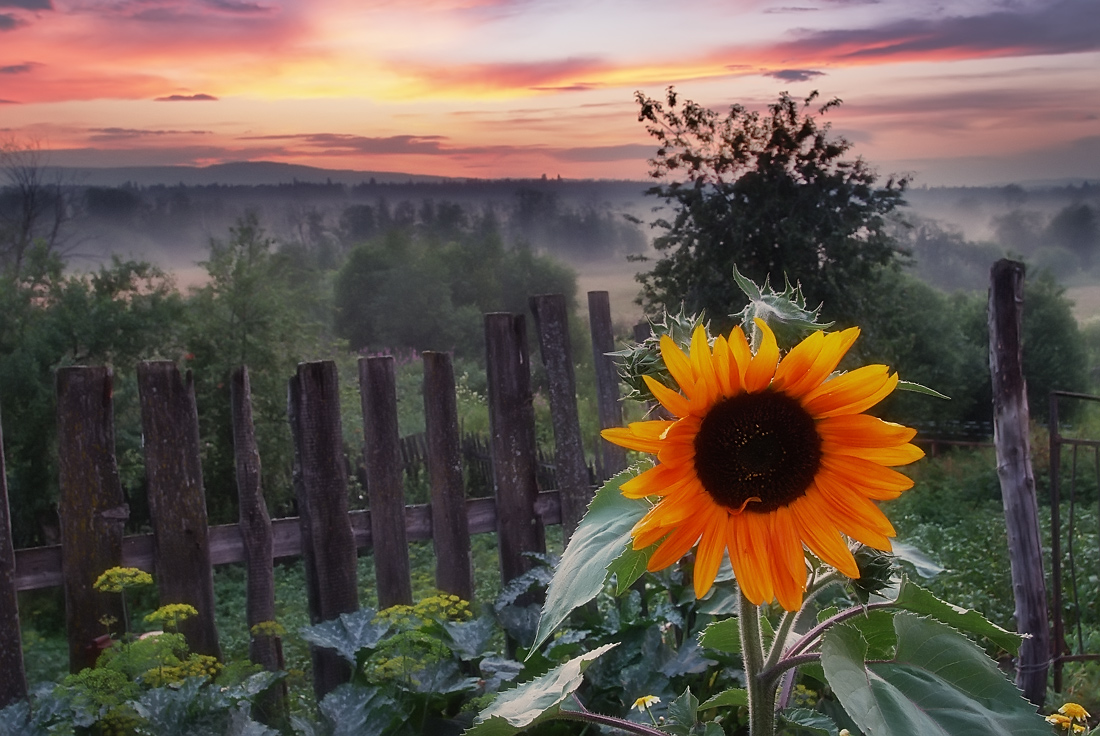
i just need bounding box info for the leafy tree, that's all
[185,213,334,521]
[0,247,183,546]
[0,140,76,280]
[633,88,908,328]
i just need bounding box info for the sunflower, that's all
[601,320,923,611]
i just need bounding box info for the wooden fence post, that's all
[485,313,545,584]
[588,291,627,480]
[137,361,221,660]
[230,367,283,680]
[0,402,27,706]
[359,356,413,609]
[288,361,359,699]
[530,293,593,543]
[422,352,474,601]
[56,366,127,673]
[988,259,1049,706]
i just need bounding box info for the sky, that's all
[1,0,1098,186]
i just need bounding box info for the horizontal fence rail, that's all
[12,493,564,593]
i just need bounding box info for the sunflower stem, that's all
[739,589,776,736]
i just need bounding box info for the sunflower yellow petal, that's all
[727,326,752,386]
[600,426,664,453]
[767,506,807,611]
[693,514,729,599]
[772,330,825,391]
[801,365,892,416]
[744,319,779,393]
[822,441,925,466]
[621,462,695,499]
[690,325,721,407]
[648,513,707,571]
[820,455,915,493]
[816,414,917,447]
[661,335,699,400]
[727,514,768,605]
[711,334,740,398]
[790,494,860,578]
[784,327,861,399]
[643,375,692,418]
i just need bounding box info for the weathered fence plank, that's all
[988,259,1049,706]
[137,361,221,660]
[289,361,359,698]
[530,293,592,542]
[422,351,475,601]
[359,356,414,609]
[588,291,627,480]
[230,367,282,678]
[0,403,27,707]
[56,366,128,673]
[485,313,545,584]
[15,491,563,591]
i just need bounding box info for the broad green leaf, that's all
[698,688,748,711]
[893,578,1022,653]
[664,687,700,736]
[607,541,654,594]
[698,618,740,654]
[318,684,398,736]
[821,613,1049,736]
[817,605,839,624]
[530,471,650,652]
[466,643,618,736]
[299,609,390,664]
[843,609,898,660]
[779,708,839,735]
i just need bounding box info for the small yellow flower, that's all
[1060,703,1091,722]
[1048,713,1074,730]
[94,567,153,593]
[250,620,287,637]
[144,603,198,631]
[632,695,661,711]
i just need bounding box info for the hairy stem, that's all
[560,696,667,736]
[739,590,776,736]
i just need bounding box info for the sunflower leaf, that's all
[892,577,1022,654]
[896,380,950,400]
[698,618,740,654]
[778,708,839,735]
[821,613,1048,736]
[466,643,617,736]
[529,469,651,655]
[698,688,748,711]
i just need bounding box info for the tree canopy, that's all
[633,88,908,328]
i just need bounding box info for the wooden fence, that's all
[0,291,629,707]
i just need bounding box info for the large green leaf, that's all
[299,609,390,664]
[318,684,398,736]
[892,578,1022,654]
[465,643,618,736]
[779,708,839,736]
[698,688,748,711]
[530,470,651,652]
[698,618,740,655]
[821,613,1048,736]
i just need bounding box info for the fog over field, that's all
[45,162,1100,326]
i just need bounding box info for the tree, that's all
[633,88,908,328]
[185,213,333,521]
[0,140,74,280]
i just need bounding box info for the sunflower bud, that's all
[847,543,897,603]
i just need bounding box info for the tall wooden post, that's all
[485,313,545,584]
[57,366,127,673]
[530,293,592,542]
[588,291,627,480]
[288,361,359,699]
[230,368,282,676]
[422,352,474,601]
[0,402,27,706]
[137,361,221,660]
[359,356,413,609]
[988,259,1049,706]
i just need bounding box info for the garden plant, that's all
[468,273,1094,736]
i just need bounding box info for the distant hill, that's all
[49,161,457,187]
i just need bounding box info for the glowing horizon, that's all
[2,0,1098,185]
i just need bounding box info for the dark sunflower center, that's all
[693,391,822,513]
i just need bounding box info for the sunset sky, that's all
[1,0,1097,185]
